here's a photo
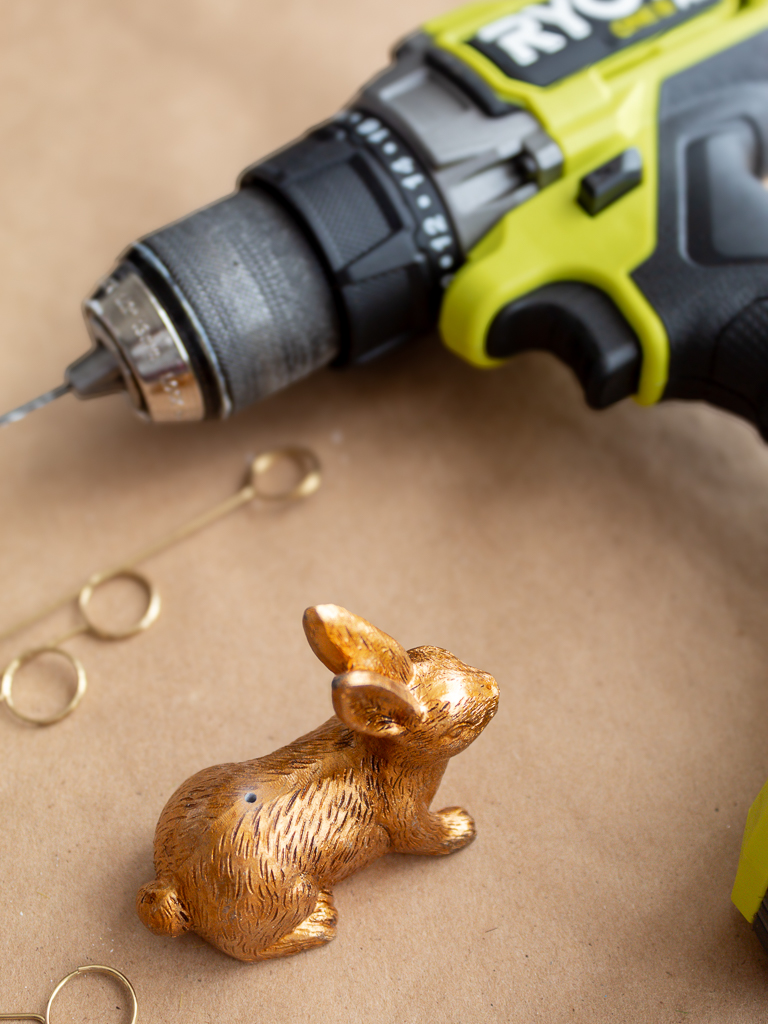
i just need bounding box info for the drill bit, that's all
[0,345,128,430]
[0,382,72,428]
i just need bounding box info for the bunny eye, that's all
[446,724,472,740]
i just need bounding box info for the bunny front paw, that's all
[395,806,477,856]
[434,806,476,852]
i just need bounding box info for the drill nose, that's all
[0,297,191,429]
[82,262,207,422]
[65,344,125,401]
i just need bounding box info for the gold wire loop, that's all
[249,446,322,501]
[78,569,162,641]
[0,964,137,1024]
[0,646,87,727]
[45,964,138,1024]
[0,446,321,725]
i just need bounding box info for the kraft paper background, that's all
[2,2,768,1021]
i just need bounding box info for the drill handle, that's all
[493,106,768,437]
[633,81,768,440]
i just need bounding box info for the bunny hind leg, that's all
[256,890,338,960]
[395,806,476,856]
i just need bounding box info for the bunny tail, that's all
[136,879,191,937]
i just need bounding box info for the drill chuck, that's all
[79,188,341,422]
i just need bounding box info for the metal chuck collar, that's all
[78,263,206,422]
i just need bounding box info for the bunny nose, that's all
[483,674,500,707]
[482,671,499,694]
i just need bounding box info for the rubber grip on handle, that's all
[631,30,768,439]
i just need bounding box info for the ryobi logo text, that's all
[469,0,718,85]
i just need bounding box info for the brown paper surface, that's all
[2,2,768,1021]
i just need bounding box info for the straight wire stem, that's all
[0,447,321,647]
[0,381,72,428]
[0,486,255,645]
[0,446,321,727]
[101,485,256,574]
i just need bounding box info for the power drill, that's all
[4,0,768,951]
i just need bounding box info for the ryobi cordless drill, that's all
[6,0,768,438]
[5,0,768,949]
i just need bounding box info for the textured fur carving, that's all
[136,605,499,962]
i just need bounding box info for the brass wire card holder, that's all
[0,447,321,727]
[0,964,138,1023]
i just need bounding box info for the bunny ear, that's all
[303,605,413,683]
[332,670,425,738]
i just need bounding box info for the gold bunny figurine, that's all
[136,605,499,962]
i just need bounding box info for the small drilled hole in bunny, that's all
[245,793,257,803]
